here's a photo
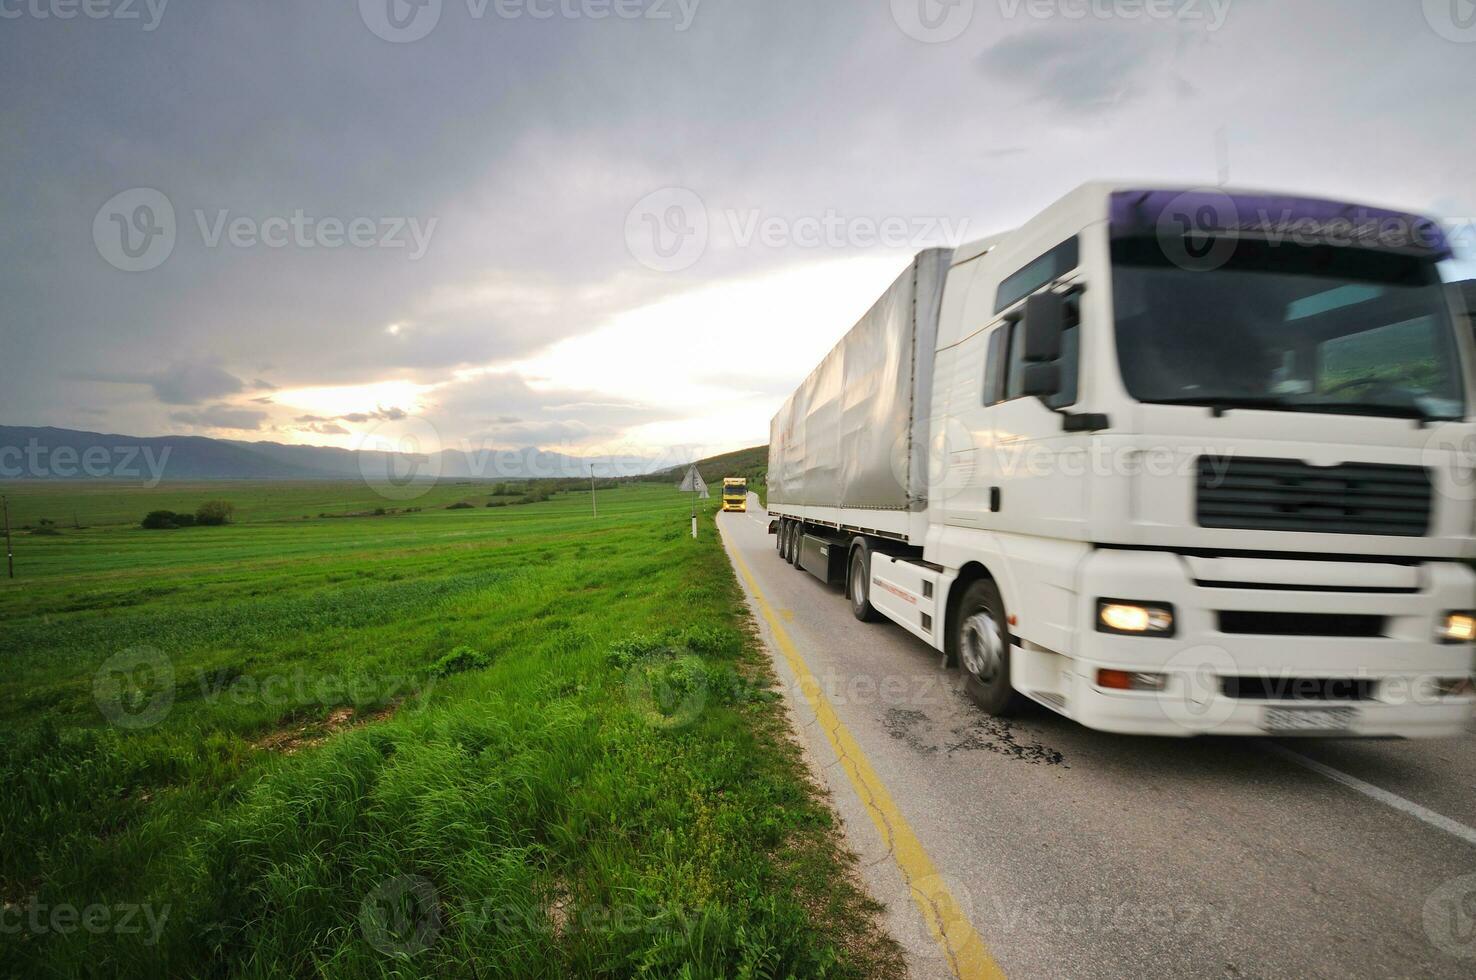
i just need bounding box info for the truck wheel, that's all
[782,521,796,564]
[787,524,802,566]
[848,548,880,622]
[954,579,1022,716]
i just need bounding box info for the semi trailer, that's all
[767,182,1476,738]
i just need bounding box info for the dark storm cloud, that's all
[977,27,1161,113]
[71,361,246,405]
[169,404,268,430]
[297,422,352,436]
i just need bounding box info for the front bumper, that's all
[1037,550,1476,738]
[1064,683,1473,738]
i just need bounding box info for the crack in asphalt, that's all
[820,695,964,980]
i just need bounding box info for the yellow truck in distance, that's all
[721,478,748,512]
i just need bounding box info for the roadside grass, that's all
[0,484,901,978]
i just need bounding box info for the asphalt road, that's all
[718,497,1476,980]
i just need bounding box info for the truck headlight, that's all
[1097,600,1176,637]
[1438,612,1475,644]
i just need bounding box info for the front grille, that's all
[1223,676,1376,702]
[1197,457,1431,537]
[1218,611,1385,637]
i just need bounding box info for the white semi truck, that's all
[767,183,1476,738]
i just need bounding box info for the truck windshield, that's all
[725,483,746,495]
[1111,239,1467,421]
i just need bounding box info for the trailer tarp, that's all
[768,248,950,512]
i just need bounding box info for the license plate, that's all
[1262,706,1357,734]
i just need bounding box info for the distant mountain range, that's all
[0,425,663,482]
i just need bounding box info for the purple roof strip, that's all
[1110,189,1453,261]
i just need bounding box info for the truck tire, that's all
[953,579,1023,716]
[782,521,797,564]
[848,547,881,622]
[788,523,803,566]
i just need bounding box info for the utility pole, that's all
[588,464,597,519]
[3,495,12,580]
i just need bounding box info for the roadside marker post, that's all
[677,465,709,538]
[3,495,12,579]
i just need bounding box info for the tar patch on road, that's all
[946,717,1066,766]
[883,708,940,755]
[883,707,1066,767]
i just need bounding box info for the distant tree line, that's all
[141,500,235,530]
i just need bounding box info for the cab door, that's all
[987,270,1091,542]
[940,236,1090,539]
[936,318,1003,529]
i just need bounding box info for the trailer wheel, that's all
[954,579,1022,716]
[787,523,802,566]
[781,521,796,564]
[848,548,880,622]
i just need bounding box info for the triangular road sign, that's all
[678,464,709,498]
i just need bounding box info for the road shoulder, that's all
[718,510,1000,980]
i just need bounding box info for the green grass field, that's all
[0,479,571,529]
[0,482,898,978]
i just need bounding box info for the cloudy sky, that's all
[2,0,1474,462]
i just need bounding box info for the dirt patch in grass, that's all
[546,879,573,939]
[2,876,41,910]
[252,701,402,754]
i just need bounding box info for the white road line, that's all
[1267,744,1476,847]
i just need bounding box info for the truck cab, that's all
[925,184,1476,736]
[722,478,748,512]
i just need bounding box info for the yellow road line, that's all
[725,542,1006,980]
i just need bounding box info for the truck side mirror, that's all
[1021,362,1061,399]
[1022,292,1066,362]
